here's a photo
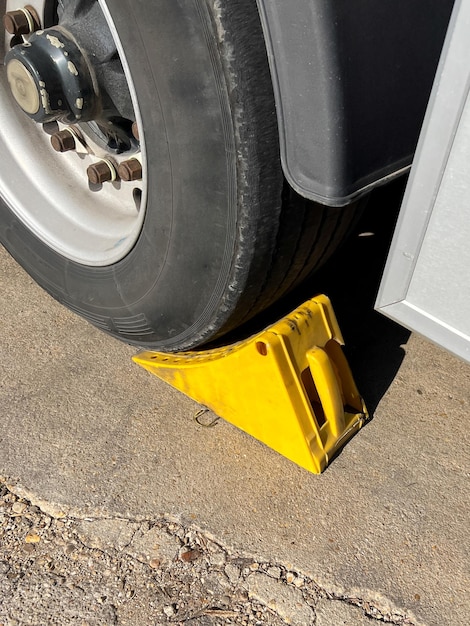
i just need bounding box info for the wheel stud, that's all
[117,158,142,182]
[50,130,76,153]
[87,160,117,185]
[3,7,40,36]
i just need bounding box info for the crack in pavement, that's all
[0,480,420,625]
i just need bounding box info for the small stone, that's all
[179,548,201,562]
[225,563,241,583]
[163,605,176,617]
[149,558,161,569]
[203,571,230,595]
[25,532,41,544]
[22,543,35,554]
[0,560,10,574]
[293,576,304,588]
[65,543,76,555]
[210,552,226,567]
[285,572,295,584]
[249,562,259,571]
[267,566,282,579]
[12,502,27,514]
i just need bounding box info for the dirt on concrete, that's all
[0,482,413,626]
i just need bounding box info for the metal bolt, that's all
[50,130,76,153]
[3,7,40,36]
[87,160,117,185]
[131,122,140,141]
[117,158,142,182]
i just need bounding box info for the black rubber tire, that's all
[0,0,359,351]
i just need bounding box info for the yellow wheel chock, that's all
[133,295,368,474]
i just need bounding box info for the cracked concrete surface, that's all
[1,188,469,625]
[1,483,418,625]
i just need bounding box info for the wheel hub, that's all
[0,1,147,266]
[5,26,99,123]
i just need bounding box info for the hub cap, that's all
[6,26,98,123]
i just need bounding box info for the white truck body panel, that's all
[377,0,470,363]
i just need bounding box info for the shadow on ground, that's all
[313,179,412,413]
[223,178,411,414]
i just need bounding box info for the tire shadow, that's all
[220,178,411,414]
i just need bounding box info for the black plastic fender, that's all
[255,0,455,206]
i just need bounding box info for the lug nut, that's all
[3,7,40,36]
[117,158,142,182]
[50,130,76,153]
[87,160,117,185]
[131,122,140,141]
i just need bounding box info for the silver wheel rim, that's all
[0,0,147,267]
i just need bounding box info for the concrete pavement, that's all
[1,187,469,625]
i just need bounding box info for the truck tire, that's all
[0,0,359,351]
